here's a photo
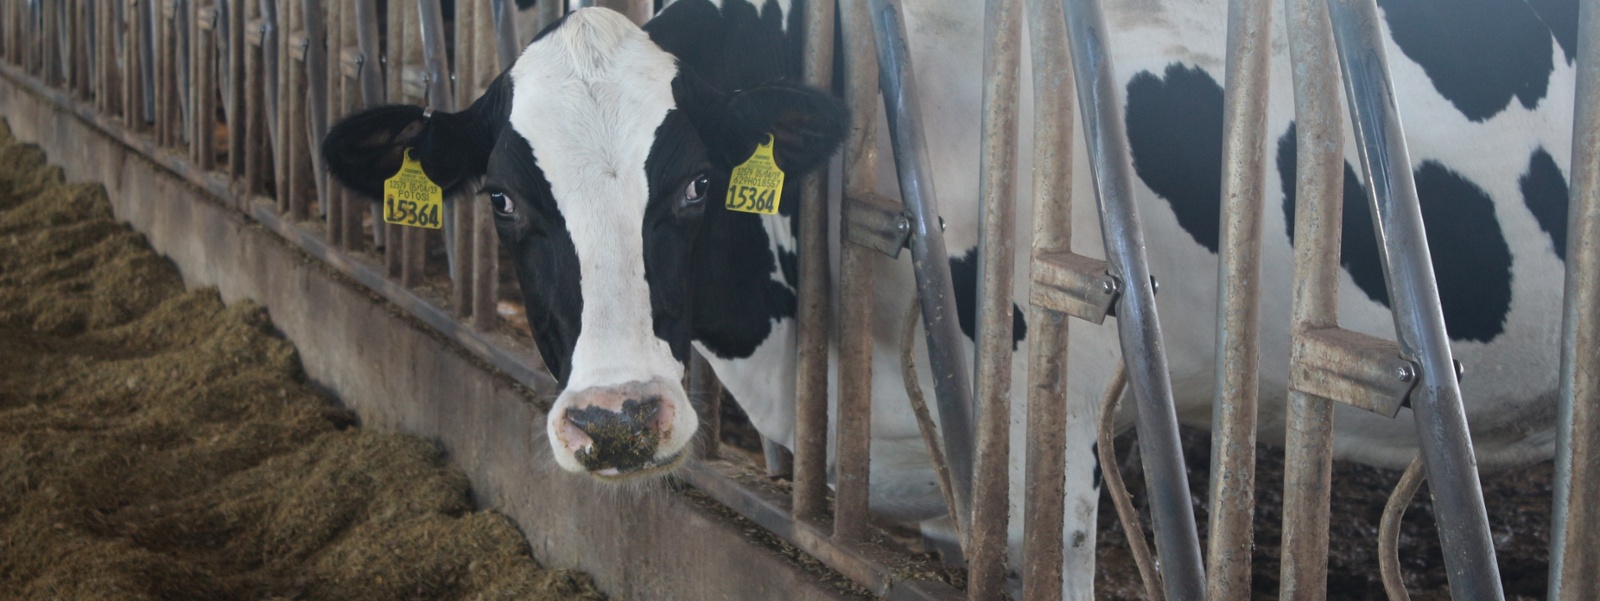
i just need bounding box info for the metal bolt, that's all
[1101,275,1121,295]
[1397,363,1416,383]
[895,215,910,234]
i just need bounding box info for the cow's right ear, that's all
[322,74,511,199]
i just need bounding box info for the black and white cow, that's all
[322,0,1578,597]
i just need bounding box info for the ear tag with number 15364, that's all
[382,148,444,229]
[725,134,785,215]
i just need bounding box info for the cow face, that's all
[321,7,845,481]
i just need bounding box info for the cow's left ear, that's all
[707,83,848,176]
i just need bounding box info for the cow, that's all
[320,0,1578,598]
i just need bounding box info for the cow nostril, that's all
[564,397,664,472]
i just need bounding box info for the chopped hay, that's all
[0,121,606,601]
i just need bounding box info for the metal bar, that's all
[301,0,328,219]
[594,0,650,25]
[491,0,519,70]
[416,0,457,284]
[967,0,1021,594]
[224,0,248,177]
[336,1,363,250]
[138,0,155,122]
[1060,0,1207,597]
[352,0,381,104]
[1278,0,1343,595]
[284,1,310,219]
[450,0,477,317]
[1206,0,1272,596]
[868,0,976,535]
[1549,1,1600,597]
[192,1,217,171]
[470,0,499,330]
[1325,1,1503,598]
[831,0,886,543]
[790,0,835,524]
[1020,0,1075,596]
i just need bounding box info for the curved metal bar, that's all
[1549,1,1600,598]
[867,0,976,534]
[1324,0,1503,598]
[1058,0,1207,597]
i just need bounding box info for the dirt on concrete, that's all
[0,121,606,601]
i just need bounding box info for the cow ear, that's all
[710,83,848,176]
[322,75,510,199]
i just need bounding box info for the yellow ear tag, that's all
[725,134,785,215]
[382,148,444,229]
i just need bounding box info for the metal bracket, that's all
[842,191,912,260]
[1029,251,1117,325]
[1289,327,1416,418]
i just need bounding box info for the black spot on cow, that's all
[1278,125,1513,342]
[948,248,1028,350]
[1521,147,1570,261]
[1527,0,1580,64]
[1376,0,1554,121]
[1125,64,1225,254]
[1090,441,1103,489]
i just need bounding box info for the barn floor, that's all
[0,124,605,600]
[1095,428,1552,600]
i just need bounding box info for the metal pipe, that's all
[301,0,329,218]
[1207,0,1272,597]
[1059,0,1207,597]
[1020,0,1075,596]
[1325,0,1502,598]
[139,0,155,122]
[967,0,1021,595]
[491,0,519,70]
[1549,1,1600,597]
[1277,0,1344,596]
[1380,455,1424,601]
[829,0,882,541]
[353,0,382,105]
[789,0,836,522]
[868,0,976,534]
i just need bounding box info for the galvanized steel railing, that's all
[3,1,1599,600]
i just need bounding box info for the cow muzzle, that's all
[547,379,693,479]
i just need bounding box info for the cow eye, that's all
[490,192,515,217]
[683,174,710,205]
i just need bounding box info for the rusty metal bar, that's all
[192,1,217,172]
[1060,0,1207,596]
[1326,1,1503,598]
[1278,0,1344,595]
[790,0,836,524]
[1550,1,1600,597]
[243,1,269,196]
[222,0,247,177]
[1020,0,1075,597]
[300,0,328,220]
[416,0,458,284]
[830,0,885,542]
[351,0,384,249]
[468,0,500,330]
[450,0,477,317]
[1206,0,1272,596]
[867,0,976,536]
[284,1,311,220]
[1380,455,1424,601]
[967,0,1022,595]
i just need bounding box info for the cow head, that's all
[321,7,845,480]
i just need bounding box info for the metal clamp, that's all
[1029,251,1117,324]
[842,191,912,259]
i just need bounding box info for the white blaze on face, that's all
[508,8,695,472]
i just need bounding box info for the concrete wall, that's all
[0,71,863,601]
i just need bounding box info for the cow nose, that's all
[566,397,660,470]
[554,386,681,476]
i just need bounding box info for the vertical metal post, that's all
[301,0,328,219]
[416,0,458,284]
[224,0,248,177]
[831,0,882,543]
[1549,1,1600,598]
[790,0,835,523]
[470,0,500,331]
[138,0,155,123]
[1060,0,1207,597]
[1207,0,1272,597]
[1278,0,1342,596]
[491,0,520,69]
[868,0,976,536]
[1325,0,1503,598]
[1020,0,1075,597]
[968,0,1021,595]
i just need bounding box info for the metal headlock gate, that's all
[2,1,1597,600]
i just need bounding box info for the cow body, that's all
[323,0,1576,597]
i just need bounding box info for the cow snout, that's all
[548,380,691,479]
